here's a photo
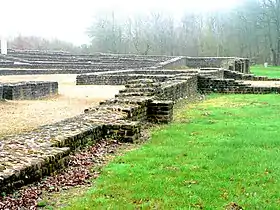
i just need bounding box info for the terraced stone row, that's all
[0,69,110,76]
[7,50,171,61]
[1,51,173,72]
[0,63,155,70]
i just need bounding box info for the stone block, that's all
[147,100,174,124]
[2,81,58,100]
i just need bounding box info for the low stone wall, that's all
[186,57,229,68]
[147,101,174,124]
[158,77,198,101]
[115,76,198,101]
[2,81,58,100]
[186,57,250,73]
[111,77,198,124]
[77,74,171,85]
[0,116,103,193]
[76,69,197,85]
[224,69,280,81]
[150,56,187,69]
[198,76,280,94]
[199,68,224,79]
[0,107,142,193]
[0,85,3,100]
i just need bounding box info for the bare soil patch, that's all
[0,74,124,136]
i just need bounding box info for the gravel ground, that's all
[0,74,124,136]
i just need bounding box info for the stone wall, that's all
[185,57,250,73]
[147,100,174,124]
[76,69,198,85]
[1,81,58,100]
[117,77,198,101]
[0,107,143,192]
[157,77,198,101]
[0,85,3,100]
[199,68,224,79]
[224,69,280,81]
[150,56,187,69]
[77,74,170,85]
[198,76,280,94]
[186,57,229,67]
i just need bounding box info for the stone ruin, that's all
[0,81,58,100]
[0,50,249,75]
[0,49,279,193]
[0,50,173,75]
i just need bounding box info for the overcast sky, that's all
[0,0,243,45]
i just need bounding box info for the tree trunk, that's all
[271,48,277,66]
[277,37,280,65]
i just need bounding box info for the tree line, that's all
[7,36,87,53]
[87,0,280,65]
[7,0,280,65]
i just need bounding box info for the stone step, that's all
[115,92,154,98]
[119,88,158,93]
[125,83,161,88]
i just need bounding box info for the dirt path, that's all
[0,74,124,136]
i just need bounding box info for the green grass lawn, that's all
[62,94,280,209]
[250,65,280,78]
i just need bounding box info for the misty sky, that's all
[0,0,243,45]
